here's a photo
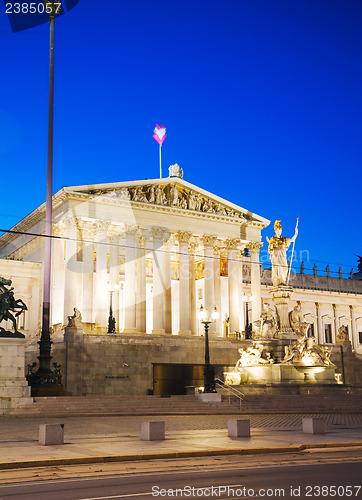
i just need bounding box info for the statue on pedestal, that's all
[253,303,278,338]
[267,220,298,287]
[289,305,309,337]
[0,277,27,336]
[67,307,82,328]
[337,325,349,342]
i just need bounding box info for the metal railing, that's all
[215,377,244,410]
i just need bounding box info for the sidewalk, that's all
[1,414,361,469]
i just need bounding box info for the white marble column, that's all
[247,241,263,324]
[163,238,172,334]
[109,231,120,331]
[94,222,109,329]
[136,235,147,333]
[213,247,222,336]
[315,302,323,344]
[51,223,65,327]
[226,239,243,335]
[123,224,138,333]
[63,218,78,325]
[350,305,357,350]
[332,304,338,344]
[152,227,166,334]
[202,235,217,335]
[176,231,193,335]
[189,242,198,335]
[81,226,95,324]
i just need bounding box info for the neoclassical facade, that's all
[0,175,361,355]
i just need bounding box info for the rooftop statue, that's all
[267,220,298,286]
[0,277,27,336]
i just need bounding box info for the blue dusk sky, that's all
[0,0,361,277]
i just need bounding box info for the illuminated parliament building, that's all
[0,169,361,395]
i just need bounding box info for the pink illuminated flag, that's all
[153,124,167,145]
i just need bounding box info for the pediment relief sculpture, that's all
[86,183,248,219]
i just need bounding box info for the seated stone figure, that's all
[289,305,309,337]
[253,304,278,338]
[337,325,349,342]
[67,307,82,328]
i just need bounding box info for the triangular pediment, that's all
[64,177,269,227]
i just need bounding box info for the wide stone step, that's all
[10,394,362,417]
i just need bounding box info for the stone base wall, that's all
[24,334,362,396]
[0,337,33,413]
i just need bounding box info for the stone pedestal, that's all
[39,423,64,445]
[302,417,325,434]
[228,419,250,437]
[269,285,296,338]
[196,392,221,403]
[141,421,165,441]
[0,337,33,414]
[64,327,84,396]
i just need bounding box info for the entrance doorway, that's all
[153,364,203,395]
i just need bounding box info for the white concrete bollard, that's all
[302,417,325,434]
[141,421,165,441]
[39,423,64,445]
[228,419,250,437]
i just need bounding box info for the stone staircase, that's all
[9,393,362,417]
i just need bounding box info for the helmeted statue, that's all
[0,277,27,335]
[267,220,298,286]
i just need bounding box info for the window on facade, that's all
[324,324,332,343]
[359,332,362,344]
[307,323,314,337]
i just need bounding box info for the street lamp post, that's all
[107,284,119,334]
[242,294,254,340]
[198,305,219,393]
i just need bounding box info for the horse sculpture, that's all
[0,277,27,333]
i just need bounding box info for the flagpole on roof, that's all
[159,143,162,178]
[153,124,167,179]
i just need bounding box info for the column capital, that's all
[108,231,121,243]
[124,223,139,236]
[202,234,217,248]
[60,215,77,228]
[152,226,167,241]
[349,305,355,312]
[94,220,111,234]
[52,223,66,237]
[225,238,240,251]
[176,231,193,244]
[247,241,263,253]
[188,242,199,254]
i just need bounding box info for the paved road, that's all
[0,460,361,499]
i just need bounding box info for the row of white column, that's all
[59,223,263,336]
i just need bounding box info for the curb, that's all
[1,442,362,470]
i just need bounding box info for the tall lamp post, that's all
[242,294,254,340]
[198,305,219,393]
[107,284,119,334]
